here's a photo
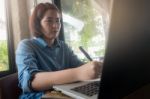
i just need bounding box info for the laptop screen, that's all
[98,0,150,99]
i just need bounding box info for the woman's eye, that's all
[46,20,53,23]
[56,20,60,23]
[45,19,60,24]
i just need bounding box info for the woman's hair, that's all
[29,3,60,37]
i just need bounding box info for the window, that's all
[0,0,9,72]
[60,0,112,61]
[0,0,16,76]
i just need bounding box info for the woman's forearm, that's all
[31,68,79,91]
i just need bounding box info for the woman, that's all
[16,3,102,99]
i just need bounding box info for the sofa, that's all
[0,73,22,99]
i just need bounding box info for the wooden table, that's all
[41,89,73,99]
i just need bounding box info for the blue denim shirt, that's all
[16,37,84,99]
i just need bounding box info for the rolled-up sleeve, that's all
[16,39,41,93]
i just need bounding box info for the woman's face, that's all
[40,9,61,40]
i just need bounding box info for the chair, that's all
[0,73,22,99]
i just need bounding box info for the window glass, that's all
[61,0,111,61]
[0,0,9,71]
[36,0,52,4]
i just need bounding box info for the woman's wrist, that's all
[72,67,81,81]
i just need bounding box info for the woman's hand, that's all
[75,61,103,81]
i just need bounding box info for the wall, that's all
[9,0,30,49]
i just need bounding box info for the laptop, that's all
[43,0,150,99]
[98,0,150,99]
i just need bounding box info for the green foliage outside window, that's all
[61,0,107,60]
[71,0,97,48]
[0,40,9,71]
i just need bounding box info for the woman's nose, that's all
[50,22,58,27]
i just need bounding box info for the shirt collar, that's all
[34,37,60,48]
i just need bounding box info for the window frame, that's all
[0,0,16,77]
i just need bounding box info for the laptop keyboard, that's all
[71,81,100,96]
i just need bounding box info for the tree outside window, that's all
[61,0,111,61]
[0,0,9,71]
